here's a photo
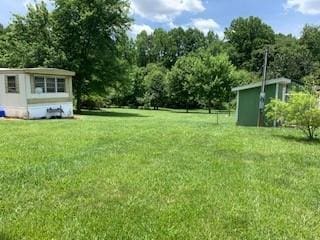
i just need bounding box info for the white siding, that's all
[28,102,74,119]
[0,73,28,118]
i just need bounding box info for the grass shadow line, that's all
[79,110,148,118]
[272,134,320,145]
[160,108,233,115]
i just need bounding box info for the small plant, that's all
[266,92,320,140]
[81,95,106,110]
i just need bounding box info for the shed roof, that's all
[232,78,291,92]
[0,68,75,76]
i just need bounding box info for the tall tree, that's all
[113,66,147,107]
[0,2,63,68]
[0,23,4,34]
[144,64,167,110]
[167,55,201,112]
[301,25,320,62]
[128,66,147,106]
[135,27,212,69]
[303,66,320,91]
[184,28,206,53]
[53,0,131,112]
[150,28,170,67]
[231,69,259,86]
[0,24,6,67]
[136,30,150,67]
[268,34,314,80]
[198,53,235,113]
[167,27,187,68]
[225,16,275,71]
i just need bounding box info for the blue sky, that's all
[1,0,320,37]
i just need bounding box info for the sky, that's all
[1,0,320,38]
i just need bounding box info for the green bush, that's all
[81,95,106,110]
[266,92,320,140]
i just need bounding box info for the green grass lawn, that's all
[1,108,320,239]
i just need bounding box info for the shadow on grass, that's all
[161,108,234,115]
[79,110,148,118]
[273,134,320,145]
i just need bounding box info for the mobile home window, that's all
[34,76,45,93]
[46,77,56,93]
[57,78,66,92]
[6,76,19,93]
[33,76,67,93]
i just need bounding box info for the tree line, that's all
[0,1,319,112]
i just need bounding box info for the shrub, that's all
[81,95,106,110]
[266,92,320,140]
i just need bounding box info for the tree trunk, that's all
[186,100,189,113]
[76,93,81,113]
[308,126,315,140]
[75,78,82,114]
[208,100,211,114]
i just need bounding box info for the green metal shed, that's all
[232,78,292,127]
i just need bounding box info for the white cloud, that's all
[285,0,320,15]
[168,18,223,37]
[129,23,154,38]
[130,0,205,22]
[168,21,178,29]
[190,18,220,35]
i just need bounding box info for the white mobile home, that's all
[0,68,75,119]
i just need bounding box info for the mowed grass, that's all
[1,109,320,239]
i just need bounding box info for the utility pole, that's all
[257,48,268,127]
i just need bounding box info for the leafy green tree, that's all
[110,33,139,104]
[125,66,147,107]
[206,31,220,45]
[225,16,275,71]
[168,52,236,113]
[53,0,131,112]
[149,28,171,67]
[0,2,64,68]
[167,55,202,112]
[267,34,314,80]
[0,23,4,34]
[266,92,320,140]
[135,27,210,69]
[144,64,167,110]
[184,28,206,53]
[0,24,6,67]
[117,34,137,66]
[167,27,187,67]
[303,67,320,92]
[204,33,227,57]
[136,30,151,67]
[198,54,235,113]
[301,25,320,61]
[231,69,259,86]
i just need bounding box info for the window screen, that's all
[46,78,56,93]
[33,76,67,93]
[34,76,45,93]
[6,76,19,93]
[57,78,66,92]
